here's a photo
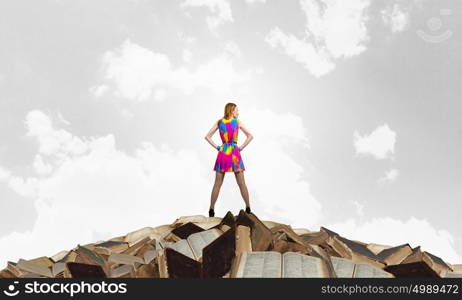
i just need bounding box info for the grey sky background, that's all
[1,0,461,265]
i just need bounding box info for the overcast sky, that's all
[1,0,461,266]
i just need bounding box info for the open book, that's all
[230,251,330,278]
[384,246,452,277]
[158,227,235,278]
[330,256,394,278]
[376,243,413,265]
[322,229,385,269]
[158,228,222,261]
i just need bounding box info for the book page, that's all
[156,250,168,278]
[236,225,252,254]
[157,240,175,250]
[442,271,462,278]
[282,252,325,278]
[238,251,282,278]
[17,259,53,278]
[353,263,394,278]
[168,239,195,260]
[330,256,355,278]
[187,229,221,259]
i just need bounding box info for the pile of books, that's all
[1,210,461,278]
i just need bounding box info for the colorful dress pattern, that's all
[213,117,245,172]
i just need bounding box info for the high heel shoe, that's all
[245,206,251,214]
[208,208,215,217]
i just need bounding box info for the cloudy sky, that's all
[1,0,461,266]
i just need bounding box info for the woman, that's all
[204,103,254,217]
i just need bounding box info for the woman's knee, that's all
[215,172,225,183]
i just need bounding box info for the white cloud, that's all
[382,3,410,33]
[265,0,370,77]
[7,176,39,198]
[57,111,71,126]
[1,162,39,198]
[322,216,462,265]
[25,110,89,159]
[300,0,370,58]
[351,200,365,217]
[224,40,241,58]
[33,154,53,176]
[265,27,335,78]
[153,88,167,102]
[178,32,196,64]
[378,168,400,185]
[0,165,11,182]
[180,0,233,31]
[118,107,135,120]
[89,84,109,98]
[90,39,253,102]
[182,49,193,63]
[177,31,197,45]
[353,123,396,160]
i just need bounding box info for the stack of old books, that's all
[1,210,461,278]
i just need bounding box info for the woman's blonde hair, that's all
[223,102,237,119]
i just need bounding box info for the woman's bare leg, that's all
[210,171,225,209]
[234,171,250,208]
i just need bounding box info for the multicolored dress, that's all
[213,117,245,173]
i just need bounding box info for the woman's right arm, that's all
[238,120,254,151]
[204,120,220,150]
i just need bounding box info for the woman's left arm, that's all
[204,120,220,150]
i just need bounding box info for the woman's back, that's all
[214,117,244,173]
[217,117,240,144]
